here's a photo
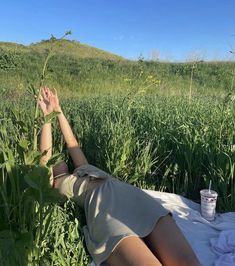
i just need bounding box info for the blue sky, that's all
[1,0,235,61]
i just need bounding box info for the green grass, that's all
[0,38,234,265]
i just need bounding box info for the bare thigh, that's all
[143,214,201,266]
[106,235,162,266]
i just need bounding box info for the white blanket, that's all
[210,230,235,266]
[91,190,235,266]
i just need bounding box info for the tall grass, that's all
[0,38,234,265]
[1,91,234,265]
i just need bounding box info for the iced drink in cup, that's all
[200,189,218,221]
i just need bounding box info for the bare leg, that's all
[143,214,201,266]
[106,235,162,266]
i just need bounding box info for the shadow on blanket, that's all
[91,191,235,266]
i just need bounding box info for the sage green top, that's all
[56,164,112,207]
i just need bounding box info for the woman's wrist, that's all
[42,112,52,123]
[43,112,50,117]
[55,106,62,113]
[56,108,63,117]
[43,121,52,126]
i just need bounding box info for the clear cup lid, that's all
[200,189,218,197]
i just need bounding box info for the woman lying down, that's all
[38,87,201,266]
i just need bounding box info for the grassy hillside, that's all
[0,40,235,96]
[0,38,235,98]
[0,39,125,60]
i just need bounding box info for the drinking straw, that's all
[208,180,212,193]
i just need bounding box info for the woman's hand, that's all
[49,88,61,113]
[38,87,61,116]
[38,87,54,116]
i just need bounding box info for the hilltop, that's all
[0,39,125,61]
[30,39,125,60]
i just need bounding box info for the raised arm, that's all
[49,88,88,168]
[38,87,53,165]
[38,87,54,185]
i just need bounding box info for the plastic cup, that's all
[200,189,218,221]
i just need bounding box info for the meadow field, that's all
[0,39,234,265]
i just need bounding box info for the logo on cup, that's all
[200,189,218,221]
